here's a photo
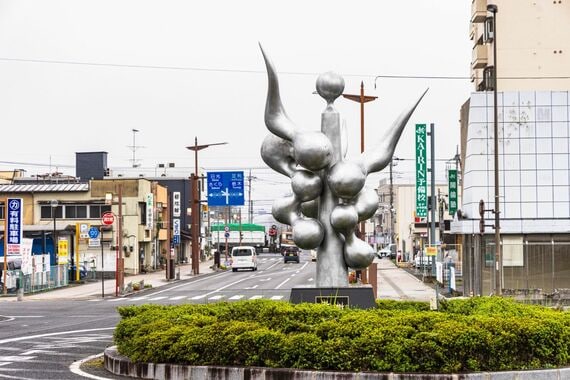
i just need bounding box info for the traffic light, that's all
[479,199,485,235]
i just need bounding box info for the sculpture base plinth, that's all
[289,285,376,309]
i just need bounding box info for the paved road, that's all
[0,253,435,379]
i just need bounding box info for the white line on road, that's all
[170,296,186,300]
[190,295,206,300]
[228,295,243,300]
[149,270,232,296]
[308,278,314,282]
[107,298,125,302]
[275,277,290,289]
[0,362,11,367]
[208,295,224,300]
[0,327,115,345]
[258,278,271,282]
[69,352,111,380]
[249,295,262,299]
[147,296,167,301]
[245,285,258,289]
[130,296,149,301]
[270,295,284,300]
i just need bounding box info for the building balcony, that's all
[471,0,487,23]
[472,44,488,69]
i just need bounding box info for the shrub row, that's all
[114,297,570,373]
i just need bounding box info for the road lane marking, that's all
[170,296,186,300]
[148,270,232,296]
[308,278,314,282]
[0,327,115,345]
[69,352,110,380]
[259,277,271,282]
[190,295,207,300]
[228,295,243,300]
[249,295,262,300]
[0,362,11,367]
[208,295,224,300]
[107,298,125,302]
[147,296,167,301]
[275,277,290,289]
[130,296,149,301]
[270,295,284,300]
[0,356,35,362]
[245,285,258,289]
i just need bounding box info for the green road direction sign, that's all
[415,124,427,217]
[448,169,458,215]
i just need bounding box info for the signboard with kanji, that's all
[6,198,23,255]
[415,124,427,217]
[207,171,244,206]
[448,169,458,215]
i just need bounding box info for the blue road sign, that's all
[207,171,245,206]
[224,232,230,238]
[88,227,99,239]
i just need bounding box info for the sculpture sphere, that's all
[327,161,366,199]
[293,131,333,171]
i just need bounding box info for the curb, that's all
[104,346,570,380]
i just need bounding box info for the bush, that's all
[114,298,570,373]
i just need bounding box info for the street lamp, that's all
[487,3,502,295]
[186,137,228,275]
[50,199,59,269]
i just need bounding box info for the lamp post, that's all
[186,137,227,275]
[487,3,502,295]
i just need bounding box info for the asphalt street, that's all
[0,252,435,379]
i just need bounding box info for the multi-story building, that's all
[452,0,570,296]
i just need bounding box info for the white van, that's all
[230,246,257,272]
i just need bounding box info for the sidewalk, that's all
[0,257,216,302]
[374,257,436,302]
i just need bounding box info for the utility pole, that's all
[343,82,378,283]
[389,160,394,246]
[247,169,256,223]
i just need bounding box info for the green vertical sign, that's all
[415,124,427,217]
[448,169,458,215]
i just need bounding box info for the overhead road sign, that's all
[207,171,245,206]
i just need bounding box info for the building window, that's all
[66,205,87,219]
[483,66,495,91]
[40,205,63,219]
[139,202,147,225]
[90,205,111,218]
[0,203,4,220]
[483,16,495,43]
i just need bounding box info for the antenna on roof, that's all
[128,129,145,168]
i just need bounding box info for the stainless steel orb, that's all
[327,160,366,199]
[260,134,296,177]
[343,234,375,270]
[271,196,299,225]
[292,219,324,249]
[330,204,358,232]
[292,170,323,202]
[315,71,345,104]
[352,187,380,221]
[293,131,333,171]
[300,199,319,218]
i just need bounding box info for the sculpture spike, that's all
[360,88,428,174]
[259,43,297,141]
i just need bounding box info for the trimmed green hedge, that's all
[114,297,570,373]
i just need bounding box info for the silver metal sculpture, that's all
[260,45,427,287]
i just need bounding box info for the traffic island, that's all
[103,346,570,380]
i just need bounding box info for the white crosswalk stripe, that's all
[147,296,167,301]
[270,295,284,300]
[208,295,224,300]
[130,296,149,301]
[170,296,186,300]
[108,298,125,302]
[249,295,262,300]
[228,295,244,300]
[191,295,207,300]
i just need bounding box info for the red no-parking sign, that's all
[102,212,115,225]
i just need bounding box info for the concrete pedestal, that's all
[289,286,376,309]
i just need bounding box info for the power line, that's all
[2,56,570,80]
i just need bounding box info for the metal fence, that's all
[459,236,570,299]
[1,264,70,294]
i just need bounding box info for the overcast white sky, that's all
[0,0,472,216]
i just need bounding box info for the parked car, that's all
[230,246,258,272]
[283,247,300,264]
[310,249,317,262]
[377,244,396,259]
